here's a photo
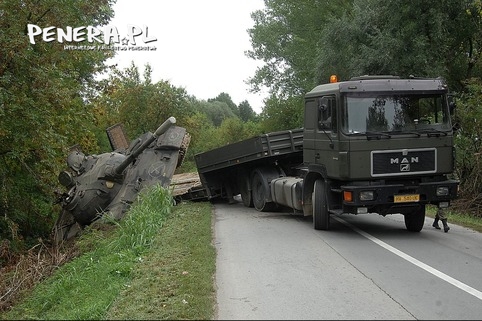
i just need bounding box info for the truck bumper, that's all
[340,179,459,215]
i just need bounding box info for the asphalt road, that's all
[214,198,482,320]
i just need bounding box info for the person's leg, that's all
[438,208,450,233]
[441,218,450,233]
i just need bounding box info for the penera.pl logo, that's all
[27,24,158,51]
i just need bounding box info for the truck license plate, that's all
[394,194,420,203]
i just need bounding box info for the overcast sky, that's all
[108,0,267,113]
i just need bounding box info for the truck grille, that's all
[371,148,436,177]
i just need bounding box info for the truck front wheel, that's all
[313,179,330,230]
[404,205,425,232]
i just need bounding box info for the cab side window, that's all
[317,96,336,132]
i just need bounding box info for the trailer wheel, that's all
[404,205,425,232]
[251,169,277,212]
[239,175,253,207]
[313,179,330,230]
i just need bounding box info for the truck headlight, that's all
[436,186,449,196]
[359,190,375,201]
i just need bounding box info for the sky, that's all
[108,0,267,113]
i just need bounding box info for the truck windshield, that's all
[341,93,451,135]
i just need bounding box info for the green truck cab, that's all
[195,75,459,232]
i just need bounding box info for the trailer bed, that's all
[195,128,304,174]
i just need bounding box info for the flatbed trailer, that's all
[194,75,459,232]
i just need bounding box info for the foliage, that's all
[247,0,353,98]
[91,63,194,140]
[238,100,258,122]
[453,78,482,215]
[216,117,262,146]
[208,92,239,117]
[0,0,115,249]
[192,99,237,127]
[259,94,304,133]
[316,0,482,91]
[203,92,258,126]
[181,113,263,171]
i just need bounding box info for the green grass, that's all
[105,200,215,320]
[1,185,215,320]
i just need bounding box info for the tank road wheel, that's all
[251,169,277,212]
[313,179,330,230]
[239,175,253,207]
[404,205,426,232]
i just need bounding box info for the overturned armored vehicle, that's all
[53,117,190,242]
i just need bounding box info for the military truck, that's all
[195,75,459,232]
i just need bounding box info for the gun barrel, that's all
[114,117,176,175]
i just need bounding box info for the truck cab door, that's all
[313,95,340,177]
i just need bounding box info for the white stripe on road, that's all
[333,216,482,301]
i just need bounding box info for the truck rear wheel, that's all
[251,169,277,212]
[404,205,425,232]
[313,179,330,230]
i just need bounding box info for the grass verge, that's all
[105,200,215,320]
[1,185,215,320]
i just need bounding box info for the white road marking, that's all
[333,216,482,301]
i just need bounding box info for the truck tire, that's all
[251,169,277,212]
[313,179,330,230]
[239,175,253,207]
[404,206,425,232]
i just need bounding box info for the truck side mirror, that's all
[318,104,331,129]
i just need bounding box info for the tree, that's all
[316,0,482,91]
[238,100,258,122]
[208,92,239,117]
[91,63,193,140]
[246,0,353,98]
[259,94,304,132]
[453,78,482,213]
[194,100,237,127]
[216,117,261,146]
[0,0,115,249]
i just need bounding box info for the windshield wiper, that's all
[417,128,448,137]
[365,131,391,140]
[391,130,421,137]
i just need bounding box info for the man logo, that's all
[390,157,419,164]
[400,164,410,172]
